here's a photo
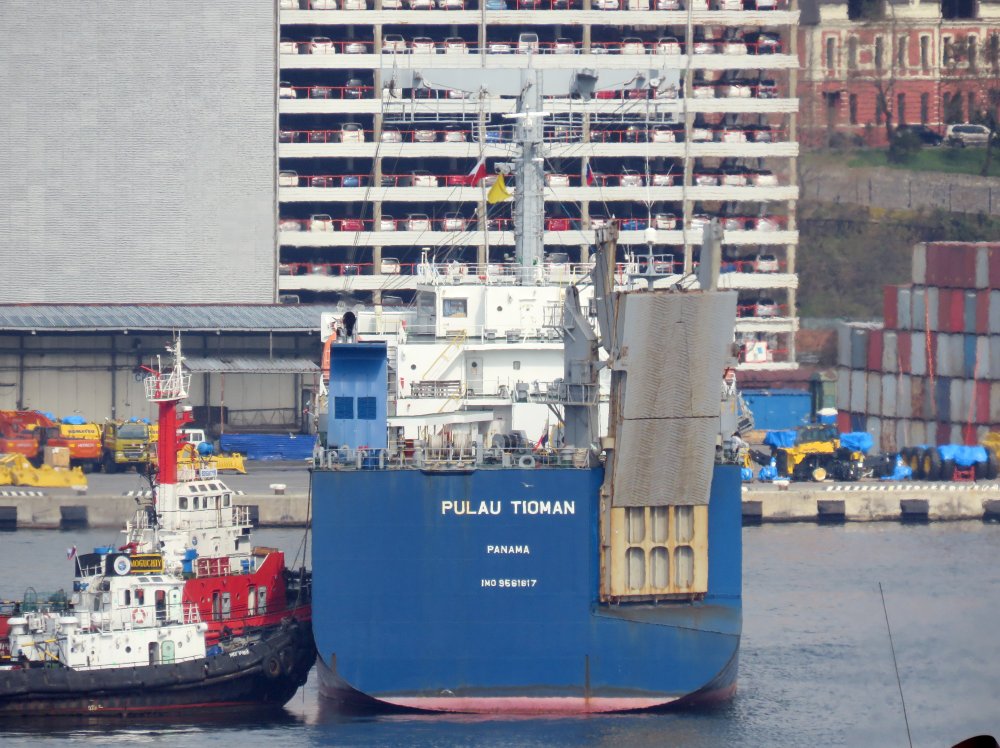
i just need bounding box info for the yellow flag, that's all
[487,173,511,204]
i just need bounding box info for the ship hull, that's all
[311,465,742,714]
[0,619,314,718]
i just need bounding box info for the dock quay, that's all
[1,482,1000,529]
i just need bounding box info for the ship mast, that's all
[512,66,545,276]
[143,337,192,515]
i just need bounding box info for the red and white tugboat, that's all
[122,337,312,646]
[0,339,314,717]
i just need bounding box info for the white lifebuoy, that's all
[132,608,146,625]
[518,455,536,469]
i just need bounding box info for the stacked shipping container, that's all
[836,242,1000,452]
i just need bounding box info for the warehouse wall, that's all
[0,3,277,303]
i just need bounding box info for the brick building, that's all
[799,0,1000,147]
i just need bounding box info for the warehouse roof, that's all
[185,357,320,374]
[0,304,339,333]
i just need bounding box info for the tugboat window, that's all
[179,497,188,509]
[258,586,267,614]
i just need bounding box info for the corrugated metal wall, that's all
[0,3,276,303]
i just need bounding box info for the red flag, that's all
[585,162,596,187]
[466,156,487,187]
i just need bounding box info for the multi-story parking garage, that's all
[277,0,801,367]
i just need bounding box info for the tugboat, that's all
[0,339,314,717]
[121,338,311,646]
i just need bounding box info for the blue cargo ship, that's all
[309,218,744,713]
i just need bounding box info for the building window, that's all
[848,37,859,69]
[334,396,354,420]
[989,34,1000,71]
[920,35,930,70]
[513,361,521,370]
[968,92,977,120]
[943,92,963,124]
[897,36,907,68]
[968,36,977,70]
[357,396,376,420]
[876,97,884,125]
[826,37,836,68]
[875,36,884,71]
[897,93,906,125]
[849,94,858,125]
[943,35,953,65]
[920,93,929,124]
[443,298,468,318]
[942,0,976,19]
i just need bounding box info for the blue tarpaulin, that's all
[763,430,797,448]
[219,433,316,461]
[938,444,988,467]
[839,432,874,454]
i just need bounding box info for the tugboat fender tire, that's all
[518,455,536,468]
[265,654,282,679]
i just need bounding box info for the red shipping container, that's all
[928,243,977,289]
[976,290,991,333]
[867,328,883,372]
[990,244,1000,289]
[936,288,964,333]
[935,421,951,445]
[883,285,899,329]
[897,331,911,373]
[837,410,851,433]
[975,380,991,425]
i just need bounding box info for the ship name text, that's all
[440,500,575,516]
[487,545,530,554]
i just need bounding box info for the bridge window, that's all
[223,494,231,507]
[179,497,188,509]
[334,396,354,420]
[443,298,468,318]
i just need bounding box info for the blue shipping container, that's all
[219,433,317,461]
[742,389,812,431]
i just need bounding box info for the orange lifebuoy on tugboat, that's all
[132,608,146,625]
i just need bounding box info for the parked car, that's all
[380,258,402,274]
[722,216,745,231]
[279,130,299,143]
[651,171,678,186]
[546,217,572,231]
[545,173,571,187]
[443,125,468,142]
[691,81,716,99]
[340,123,365,142]
[589,213,611,228]
[743,124,773,142]
[488,41,513,54]
[721,166,750,186]
[344,78,367,98]
[745,32,782,55]
[655,37,681,55]
[652,125,681,143]
[310,214,335,232]
[341,175,363,187]
[653,213,677,230]
[594,0,620,8]
[621,37,646,55]
[755,254,780,273]
[722,79,754,98]
[341,218,365,231]
[309,37,337,54]
[411,37,436,53]
[344,40,368,54]
[413,127,438,142]
[383,34,407,52]
[690,125,714,142]
[621,217,647,230]
[343,0,368,8]
[753,298,779,317]
[553,38,578,54]
[279,81,298,98]
[406,213,431,231]
[309,175,335,187]
[693,167,722,186]
[484,0,508,8]
[722,39,748,55]
[692,38,719,54]
[655,0,682,8]
[750,168,778,186]
[381,128,403,142]
[757,79,779,98]
[412,170,440,187]
[309,0,339,7]
[278,170,300,187]
[624,124,648,142]
[688,214,711,232]
[619,168,644,187]
[279,218,302,232]
[408,0,434,7]
[750,216,780,231]
[379,215,397,231]
[719,127,748,143]
[437,0,465,7]
[279,38,300,55]
[895,124,944,146]
[442,212,468,231]
[945,123,992,147]
[517,33,540,54]
[444,37,468,53]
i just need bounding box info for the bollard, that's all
[270,483,287,496]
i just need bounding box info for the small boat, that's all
[0,338,315,717]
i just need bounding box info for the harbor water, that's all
[0,522,997,746]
